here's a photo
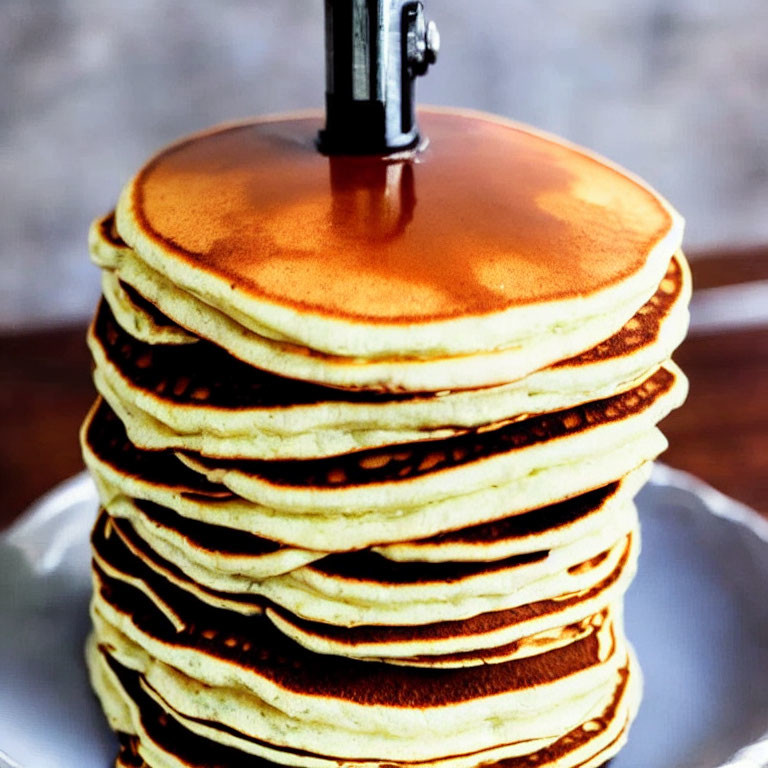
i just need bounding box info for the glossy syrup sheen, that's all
[131,110,673,323]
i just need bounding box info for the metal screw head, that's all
[406,3,439,77]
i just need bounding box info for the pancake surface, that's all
[120,110,677,327]
[83,108,688,768]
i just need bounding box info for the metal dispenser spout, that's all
[318,0,439,155]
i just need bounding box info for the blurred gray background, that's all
[2,0,767,331]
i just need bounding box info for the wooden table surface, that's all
[1,247,767,530]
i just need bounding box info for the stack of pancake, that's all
[82,110,689,768]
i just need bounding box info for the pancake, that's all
[105,496,322,580]
[368,612,611,669]
[375,468,649,563]
[173,364,686,514]
[114,110,682,359]
[89,211,131,270]
[90,212,197,346]
[266,549,635,666]
[91,488,639,662]
[106,495,635,598]
[106,467,646,572]
[82,396,665,550]
[86,245,688,440]
[92,352,460,460]
[87,253,690,459]
[82,400,228,498]
[264,536,637,665]
[100,270,198,347]
[88,637,639,768]
[91,506,637,627]
[104,244,667,391]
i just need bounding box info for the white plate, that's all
[2,465,768,768]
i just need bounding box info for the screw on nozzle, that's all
[406,6,440,77]
[318,0,439,155]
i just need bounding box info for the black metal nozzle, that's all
[318,0,439,155]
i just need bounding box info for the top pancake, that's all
[115,108,683,360]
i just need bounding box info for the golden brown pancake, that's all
[83,400,228,499]
[89,211,132,269]
[178,366,677,491]
[97,508,511,618]
[88,253,685,413]
[125,111,674,324]
[557,254,684,368]
[114,479,621,563]
[265,539,633,653]
[90,550,611,708]
[392,482,621,548]
[89,298,415,410]
[93,642,633,768]
[91,503,636,668]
